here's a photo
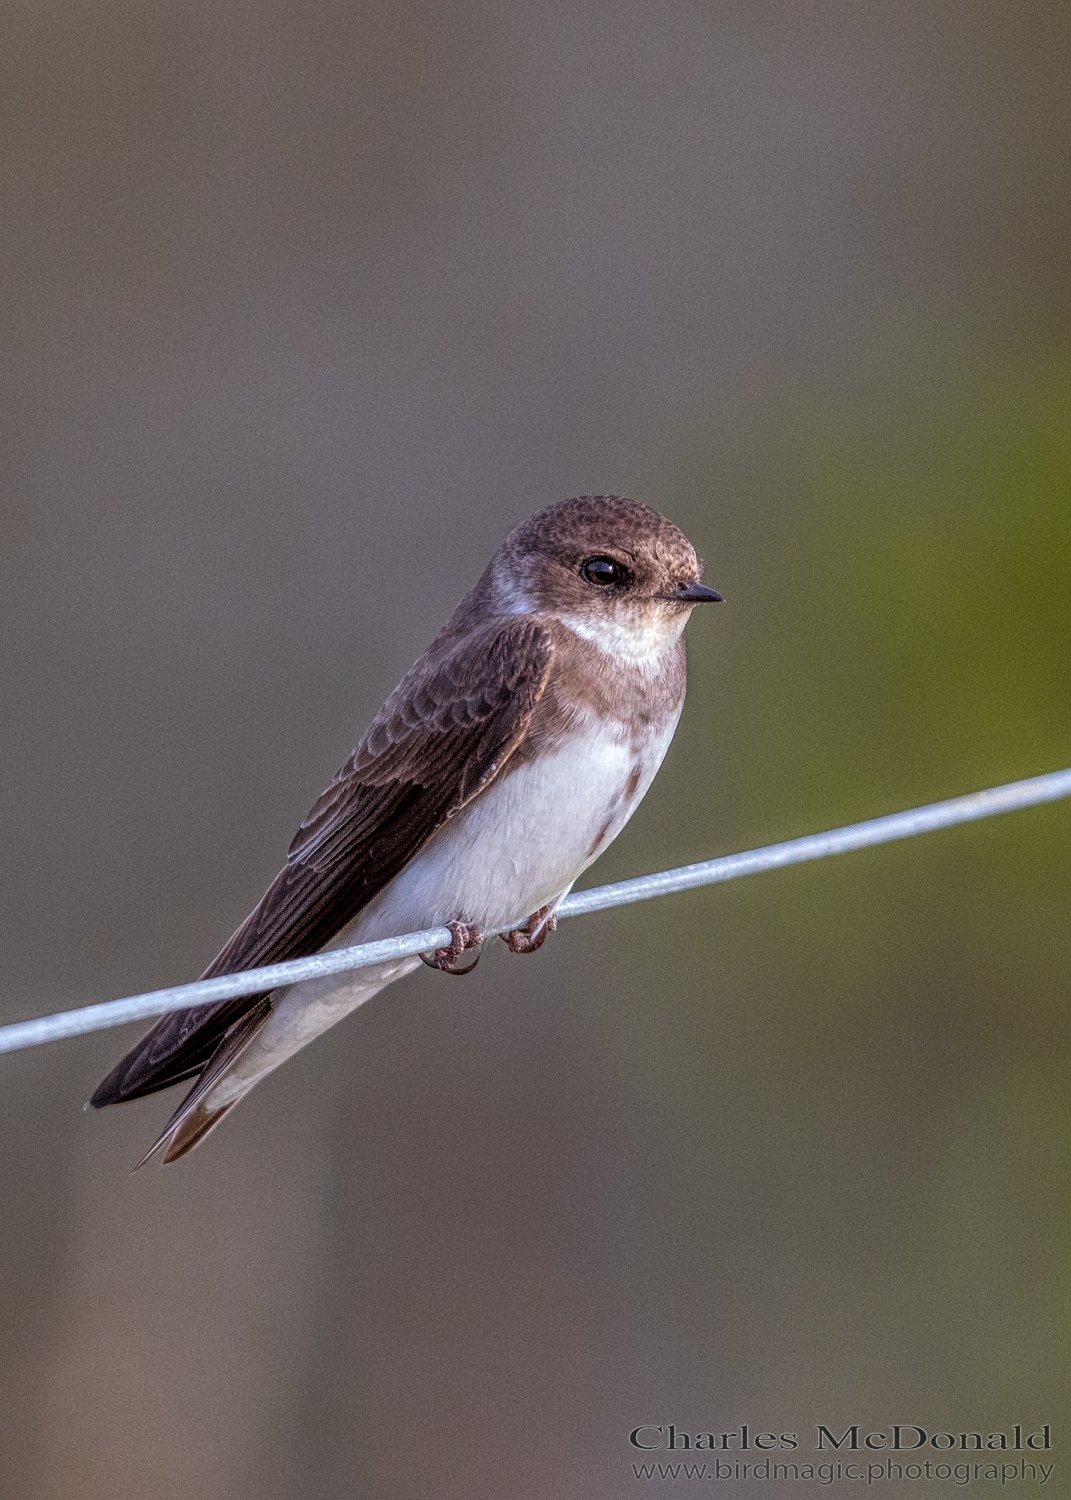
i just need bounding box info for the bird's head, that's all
[488,495,721,663]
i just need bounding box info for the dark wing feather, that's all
[91,618,554,1107]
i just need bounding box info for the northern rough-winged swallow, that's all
[91,496,721,1163]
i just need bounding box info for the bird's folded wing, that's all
[90,617,555,1106]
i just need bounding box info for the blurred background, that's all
[2,2,1069,1495]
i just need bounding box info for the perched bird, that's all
[91,496,721,1163]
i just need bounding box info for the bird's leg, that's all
[421,918,484,975]
[501,904,558,955]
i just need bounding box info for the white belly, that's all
[206,708,680,1105]
[354,715,666,938]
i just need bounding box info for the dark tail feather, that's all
[90,995,269,1108]
[132,998,272,1169]
[160,1102,235,1164]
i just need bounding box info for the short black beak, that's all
[667,581,724,603]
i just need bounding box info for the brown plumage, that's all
[90,496,721,1163]
[91,617,554,1110]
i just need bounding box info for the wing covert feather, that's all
[91,618,554,1106]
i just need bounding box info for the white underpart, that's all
[204,699,682,1109]
[556,606,687,664]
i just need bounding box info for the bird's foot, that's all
[501,904,558,955]
[421,919,484,975]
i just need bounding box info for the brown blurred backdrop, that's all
[1,2,1069,1496]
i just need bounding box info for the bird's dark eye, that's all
[581,556,626,586]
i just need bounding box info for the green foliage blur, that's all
[589,355,1071,1425]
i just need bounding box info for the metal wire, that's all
[2,766,1069,1056]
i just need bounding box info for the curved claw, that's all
[421,919,484,975]
[501,904,558,955]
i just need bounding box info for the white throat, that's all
[555,607,688,664]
